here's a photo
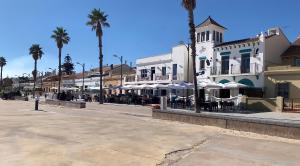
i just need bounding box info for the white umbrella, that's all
[198,79,223,89]
[168,82,194,90]
[223,82,248,89]
[135,84,152,90]
[121,85,134,90]
[150,84,168,89]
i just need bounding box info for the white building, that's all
[124,45,192,95]
[195,17,291,97]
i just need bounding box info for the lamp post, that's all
[22,73,30,95]
[113,54,123,94]
[77,62,85,96]
[49,68,56,93]
[180,41,191,107]
[37,71,44,94]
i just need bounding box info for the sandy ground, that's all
[0,100,299,166]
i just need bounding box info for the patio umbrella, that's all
[121,85,135,90]
[149,84,168,89]
[198,79,223,89]
[168,82,193,90]
[223,82,248,89]
[135,84,152,90]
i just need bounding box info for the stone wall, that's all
[153,110,300,139]
[45,99,86,109]
[242,96,283,112]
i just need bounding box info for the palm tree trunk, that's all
[58,47,62,94]
[98,35,104,104]
[33,60,37,97]
[188,9,200,113]
[0,66,2,90]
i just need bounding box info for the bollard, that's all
[35,96,39,111]
[160,96,167,111]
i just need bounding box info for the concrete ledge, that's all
[153,110,300,139]
[45,99,86,109]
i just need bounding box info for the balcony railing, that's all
[211,63,261,76]
[124,73,184,83]
[125,75,136,82]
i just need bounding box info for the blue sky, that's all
[0,0,299,77]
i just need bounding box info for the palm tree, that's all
[51,27,70,94]
[182,0,200,112]
[29,44,43,96]
[86,8,110,104]
[0,57,7,90]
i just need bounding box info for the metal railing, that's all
[125,75,136,82]
[125,73,184,82]
[155,74,169,81]
[283,98,300,112]
[211,63,261,76]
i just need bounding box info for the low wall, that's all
[246,97,277,112]
[45,99,86,109]
[153,110,300,139]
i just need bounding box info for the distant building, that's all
[43,64,135,94]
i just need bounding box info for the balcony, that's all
[124,73,184,83]
[211,63,261,76]
[265,65,300,75]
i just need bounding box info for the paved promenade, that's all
[0,100,300,166]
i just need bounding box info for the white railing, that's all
[211,63,262,76]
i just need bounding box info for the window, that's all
[296,59,300,66]
[162,67,166,76]
[197,33,200,43]
[201,32,205,42]
[200,59,205,70]
[206,31,210,41]
[151,67,155,80]
[141,69,147,78]
[172,64,177,76]
[221,56,229,74]
[216,32,220,42]
[213,31,216,41]
[220,33,223,42]
[276,83,289,99]
[241,53,250,73]
[173,64,178,80]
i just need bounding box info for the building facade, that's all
[265,37,300,99]
[195,17,290,96]
[124,45,192,89]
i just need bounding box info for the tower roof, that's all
[196,16,227,30]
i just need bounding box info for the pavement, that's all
[0,100,300,166]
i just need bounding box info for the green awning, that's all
[219,79,230,84]
[239,49,252,53]
[220,52,231,56]
[238,79,254,87]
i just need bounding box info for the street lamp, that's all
[113,54,123,94]
[48,68,56,93]
[180,41,191,106]
[37,71,44,94]
[77,62,85,96]
[15,75,20,90]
